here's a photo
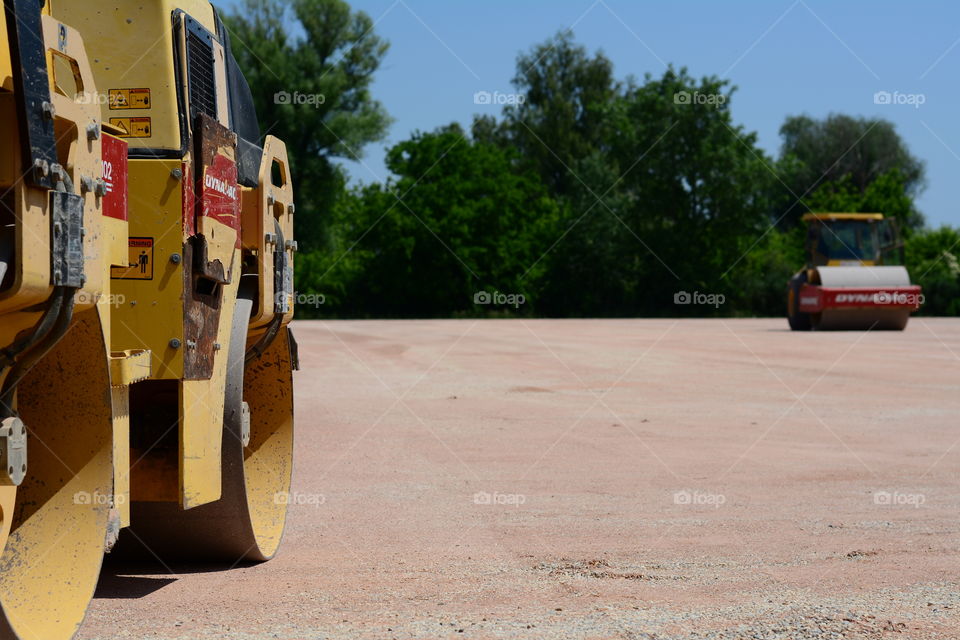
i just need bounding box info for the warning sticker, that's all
[108,88,151,110]
[109,117,152,138]
[111,237,154,280]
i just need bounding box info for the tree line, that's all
[225,0,960,318]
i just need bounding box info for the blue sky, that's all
[218,0,960,227]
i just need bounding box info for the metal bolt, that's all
[33,159,49,177]
[170,168,183,180]
[287,203,295,215]
[169,253,181,264]
[41,101,55,119]
[86,122,100,140]
[81,175,95,193]
[213,342,221,351]
[265,232,277,246]
[169,338,182,349]
[285,240,298,252]
[185,340,197,350]
[94,179,108,197]
[266,194,275,206]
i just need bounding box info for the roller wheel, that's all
[787,273,812,331]
[119,296,295,563]
[0,310,113,640]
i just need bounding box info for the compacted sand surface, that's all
[79,319,960,639]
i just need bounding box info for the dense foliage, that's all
[223,0,392,250]
[223,3,956,318]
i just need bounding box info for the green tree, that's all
[804,169,921,236]
[728,227,805,317]
[773,114,925,230]
[222,0,392,250]
[905,227,960,315]
[502,31,619,199]
[301,125,562,317]
[521,65,777,317]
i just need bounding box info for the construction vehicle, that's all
[787,213,921,330]
[0,1,297,638]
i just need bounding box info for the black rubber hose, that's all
[0,166,81,413]
[0,287,66,369]
[245,314,282,364]
[0,287,76,412]
[0,164,77,367]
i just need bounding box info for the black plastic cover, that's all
[214,9,263,188]
[4,0,59,189]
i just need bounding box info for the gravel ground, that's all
[79,319,960,639]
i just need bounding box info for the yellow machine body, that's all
[0,2,298,638]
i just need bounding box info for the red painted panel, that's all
[799,284,923,312]
[200,153,240,248]
[101,134,128,220]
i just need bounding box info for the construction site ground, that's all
[79,318,960,639]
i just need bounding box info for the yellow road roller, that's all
[0,1,297,637]
[787,213,922,330]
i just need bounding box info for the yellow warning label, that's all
[108,88,151,110]
[111,237,153,280]
[109,117,152,138]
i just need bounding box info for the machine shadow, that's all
[94,553,260,599]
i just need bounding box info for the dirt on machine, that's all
[0,1,299,638]
[787,213,922,331]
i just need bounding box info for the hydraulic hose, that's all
[0,288,77,412]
